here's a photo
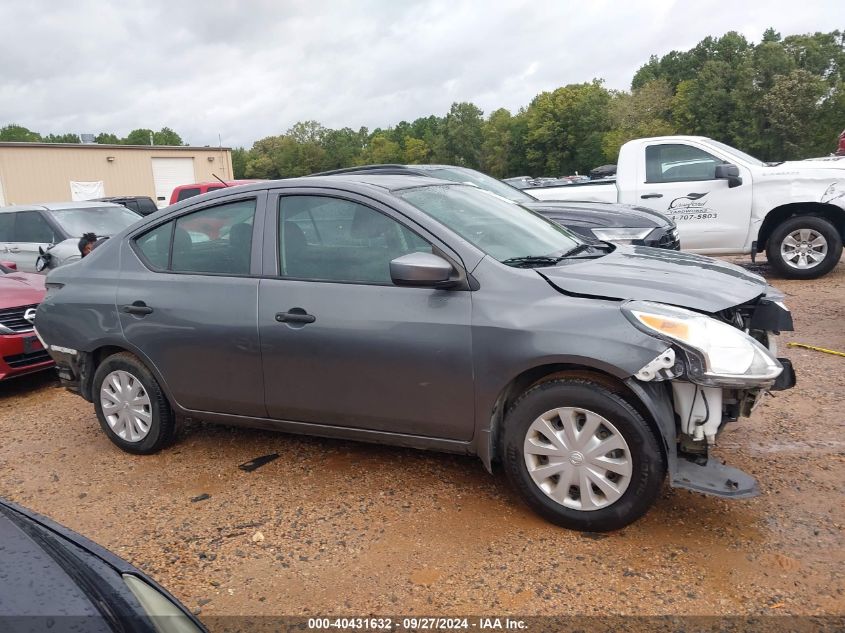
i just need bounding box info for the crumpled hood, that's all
[0,272,46,309]
[538,246,767,312]
[523,200,672,229]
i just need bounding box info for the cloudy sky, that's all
[0,0,842,148]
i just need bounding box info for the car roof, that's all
[312,164,463,177]
[0,201,125,212]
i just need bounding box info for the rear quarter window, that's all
[176,187,201,202]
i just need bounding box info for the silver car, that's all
[0,201,141,272]
[35,176,796,531]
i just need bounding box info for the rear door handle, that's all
[275,310,315,324]
[122,301,153,316]
[640,193,663,199]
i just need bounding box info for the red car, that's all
[0,261,53,380]
[837,129,845,156]
[168,180,260,205]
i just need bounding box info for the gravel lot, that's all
[1,255,843,621]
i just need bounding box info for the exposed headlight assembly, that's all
[591,227,653,243]
[623,300,783,387]
[123,574,205,633]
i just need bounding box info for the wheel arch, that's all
[756,202,845,252]
[80,343,176,409]
[481,363,669,473]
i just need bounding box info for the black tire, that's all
[92,352,175,454]
[766,215,842,279]
[501,379,665,532]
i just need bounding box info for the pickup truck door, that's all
[629,142,752,253]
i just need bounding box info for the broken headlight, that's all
[623,300,783,387]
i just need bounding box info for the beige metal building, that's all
[0,142,234,208]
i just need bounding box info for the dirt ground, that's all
[1,254,843,622]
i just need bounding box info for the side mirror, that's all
[390,252,454,287]
[35,250,52,272]
[0,260,17,270]
[715,163,742,188]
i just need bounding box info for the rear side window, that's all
[0,214,13,241]
[135,198,256,275]
[14,211,56,243]
[205,186,224,193]
[176,187,201,202]
[645,144,725,183]
[136,222,173,269]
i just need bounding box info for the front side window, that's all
[279,196,431,284]
[134,198,256,275]
[645,144,725,183]
[0,213,14,241]
[396,184,581,263]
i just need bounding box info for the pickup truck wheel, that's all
[767,216,842,279]
[502,379,665,532]
[92,352,175,454]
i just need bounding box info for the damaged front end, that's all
[625,293,796,498]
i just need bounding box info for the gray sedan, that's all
[35,176,795,531]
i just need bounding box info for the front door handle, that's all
[6,246,19,253]
[122,301,153,316]
[640,193,663,199]
[275,310,315,324]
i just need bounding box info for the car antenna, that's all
[213,174,229,187]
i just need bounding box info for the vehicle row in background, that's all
[313,164,679,250]
[93,195,159,216]
[0,201,142,272]
[528,135,845,279]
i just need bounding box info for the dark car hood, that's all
[538,246,767,312]
[523,200,671,229]
[0,273,46,309]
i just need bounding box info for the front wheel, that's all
[92,352,175,454]
[501,379,666,532]
[766,216,842,279]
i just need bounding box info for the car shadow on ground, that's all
[0,370,59,401]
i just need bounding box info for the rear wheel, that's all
[92,352,175,454]
[501,379,665,532]
[767,216,842,279]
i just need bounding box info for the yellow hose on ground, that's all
[786,342,845,358]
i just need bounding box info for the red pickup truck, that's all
[169,180,260,205]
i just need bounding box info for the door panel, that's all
[258,192,475,440]
[631,142,753,252]
[117,194,266,416]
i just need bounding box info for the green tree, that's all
[124,128,155,145]
[0,124,42,142]
[321,127,366,169]
[442,102,484,168]
[360,133,402,164]
[602,80,675,161]
[43,133,81,143]
[761,69,828,159]
[153,127,184,146]
[523,81,612,176]
[95,132,121,144]
[402,136,429,164]
[231,147,248,178]
[481,108,515,177]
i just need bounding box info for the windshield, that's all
[396,184,582,264]
[422,166,535,203]
[50,206,140,238]
[707,140,766,167]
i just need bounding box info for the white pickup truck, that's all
[529,136,845,278]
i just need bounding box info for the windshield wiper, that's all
[559,243,594,257]
[501,255,565,268]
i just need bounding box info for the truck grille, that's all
[3,349,51,368]
[0,304,37,333]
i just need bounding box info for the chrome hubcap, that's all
[100,370,152,442]
[523,407,632,511]
[781,229,827,269]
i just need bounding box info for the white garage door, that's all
[151,157,195,207]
